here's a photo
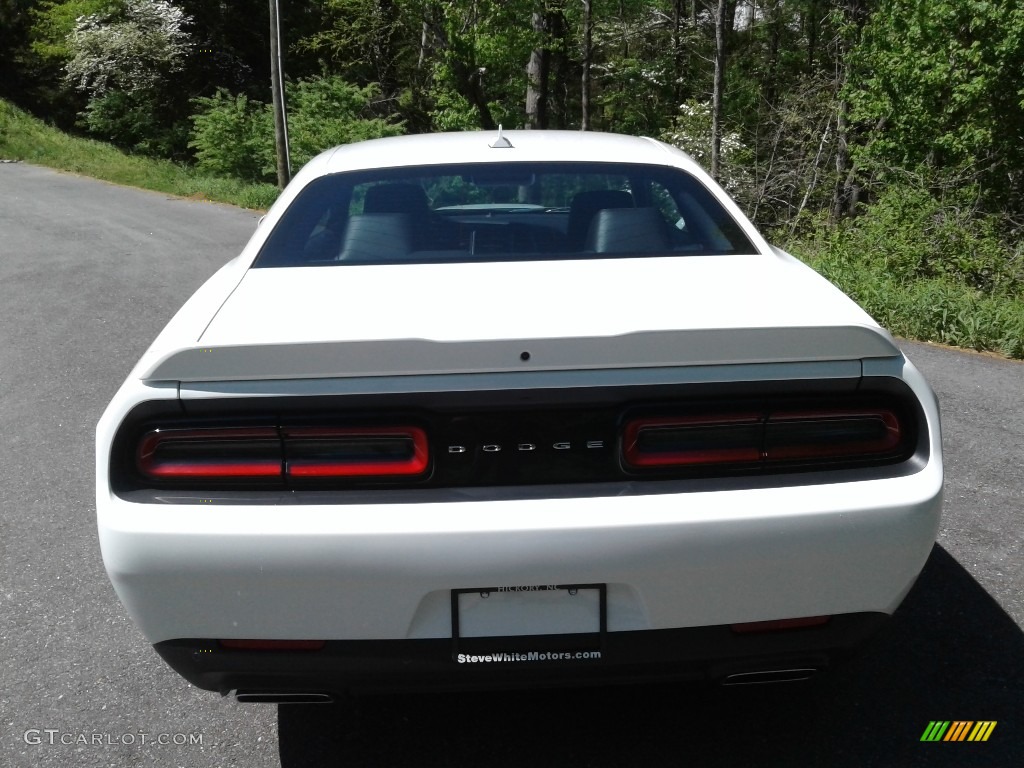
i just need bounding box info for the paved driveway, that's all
[1,164,1020,767]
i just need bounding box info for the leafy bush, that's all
[285,77,404,169]
[848,0,1024,213]
[829,181,1022,294]
[427,83,482,133]
[81,89,188,157]
[788,197,1024,360]
[189,76,404,182]
[189,90,274,182]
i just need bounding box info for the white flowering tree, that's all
[661,100,754,206]
[65,0,191,95]
[64,0,192,154]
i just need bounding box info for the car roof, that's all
[310,130,697,177]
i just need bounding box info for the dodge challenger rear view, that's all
[96,130,942,702]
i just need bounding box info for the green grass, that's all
[790,244,1024,360]
[0,98,279,210]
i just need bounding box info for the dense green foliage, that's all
[285,77,404,167]
[189,76,403,182]
[849,0,1024,211]
[794,243,1024,360]
[188,90,273,181]
[0,0,1021,357]
[785,174,1023,359]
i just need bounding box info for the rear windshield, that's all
[254,162,758,267]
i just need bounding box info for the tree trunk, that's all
[464,67,498,131]
[832,97,852,221]
[711,0,727,180]
[525,8,549,129]
[581,0,592,130]
[672,0,684,104]
[269,0,289,189]
[805,0,820,72]
[831,0,871,220]
[549,8,570,128]
[763,0,784,107]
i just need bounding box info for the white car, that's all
[96,130,942,702]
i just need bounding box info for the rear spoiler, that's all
[140,326,901,383]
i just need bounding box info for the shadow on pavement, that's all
[279,545,1022,767]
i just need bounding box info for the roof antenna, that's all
[489,125,513,149]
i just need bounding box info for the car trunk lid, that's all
[140,255,901,383]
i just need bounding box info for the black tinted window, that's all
[254,162,757,267]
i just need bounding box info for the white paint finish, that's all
[318,130,680,175]
[200,255,876,345]
[96,364,943,644]
[97,467,942,644]
[96,352,943,645]
[141,255,898,381]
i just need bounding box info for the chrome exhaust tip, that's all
[720,667,819,685]
[231,691,335,704]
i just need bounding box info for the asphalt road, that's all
[1,163,1021,768]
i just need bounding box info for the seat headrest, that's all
[586,207,670,253]
[567,189,634,247]
[338,214,411,262]
[362,183,430,215]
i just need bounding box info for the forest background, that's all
[0,0,1022,357]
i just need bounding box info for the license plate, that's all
[452,584,606,639]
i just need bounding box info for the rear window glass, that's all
[254,162,758,267]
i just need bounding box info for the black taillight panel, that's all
[124,420,432,490]
[283,426,430,480]
[763,409,904,463]
[620,399,916,477]
[110,381,923,496]
[137,427,283,481]
[622,414,763,468]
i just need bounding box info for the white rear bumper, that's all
[98,468,942,644]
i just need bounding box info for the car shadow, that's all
[278,545,1022,767]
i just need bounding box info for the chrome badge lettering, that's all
[447,440,605,454]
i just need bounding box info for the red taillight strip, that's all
[136,425,430,482]
[764,409,902,461]
[283,426,429,478]
[137,428,281,479]
[622,414,762,467]
[622,406,906,470]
